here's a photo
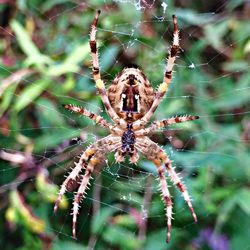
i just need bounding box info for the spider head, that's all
[108,67,154,121]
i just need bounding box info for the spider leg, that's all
[63,104,123,135]
[135,137,172,242]
[135,136,197,242]
[64,104,112,129]
[72,152,103,238]
[89,11,126,128]
[53,146,96,213]
[72,133,122,238]
[89,10,101,82]
[54,135,121,213]
[161,153,197,223]
[157,164,173,243]
[133,15,180,130]
[135,115,199,136]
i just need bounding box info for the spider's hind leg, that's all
[64,104,112,129]
[133,15,180,130]
[89,10,126,128]
[155,163,173,243]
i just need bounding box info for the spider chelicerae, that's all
[54,10,199,243]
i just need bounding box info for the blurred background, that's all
[0,1,250,249]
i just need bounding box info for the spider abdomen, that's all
[108,67,154,122]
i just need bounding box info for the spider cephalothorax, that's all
[54,10,199,243]
[121,123,135,152]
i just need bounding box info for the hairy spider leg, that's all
[54,146,96,213]
[55,135,121,238]
[54,135,121,212]
[64,104,112,128]
[72,153,102,238]
[155,163,173,243]
[89,10,101,82]
[63,104,123,135]
[160,153,197,223]
[133,15,180,130]
[135,115,199,136]
[135,136,197,242]
[135,137,173,243]
[89,10,126,128]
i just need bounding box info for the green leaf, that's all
[237,189,250,214]
[226,0,245,11]
[33,128,81,152]
[216,188,250,231]
[110,214,137,229]
[14,80,50,112]
[204,21,229,50]
[145,228,183,250]
[7,190,45,233]
[10,20,52,68]
[0,84,16,116]
[244,39,250,53]
[91,207,117,234]
[223,60,249,72]
[100,45,119,71]
[102,225,143,250]
[36,98,66,127]
[175,9,214,26]
[42,0,70,12]
[35,170,68,209]
[47,42,89,76]
[52,241,87,250]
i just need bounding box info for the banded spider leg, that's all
[133,15,180,130]
[54,135,121,238]
[135,136,197,242]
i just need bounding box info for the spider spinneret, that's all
[54,10,199,243]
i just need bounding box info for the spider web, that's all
[0,1,249,249]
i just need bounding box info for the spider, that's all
[54,10,199,243]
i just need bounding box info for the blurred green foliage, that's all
[0,1,250,250]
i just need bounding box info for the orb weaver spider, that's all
[54,10,199,243]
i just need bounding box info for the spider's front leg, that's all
[135,136,172,242]
[135,136,197,242]
[53,146,96,213]
[54,135,121,238]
